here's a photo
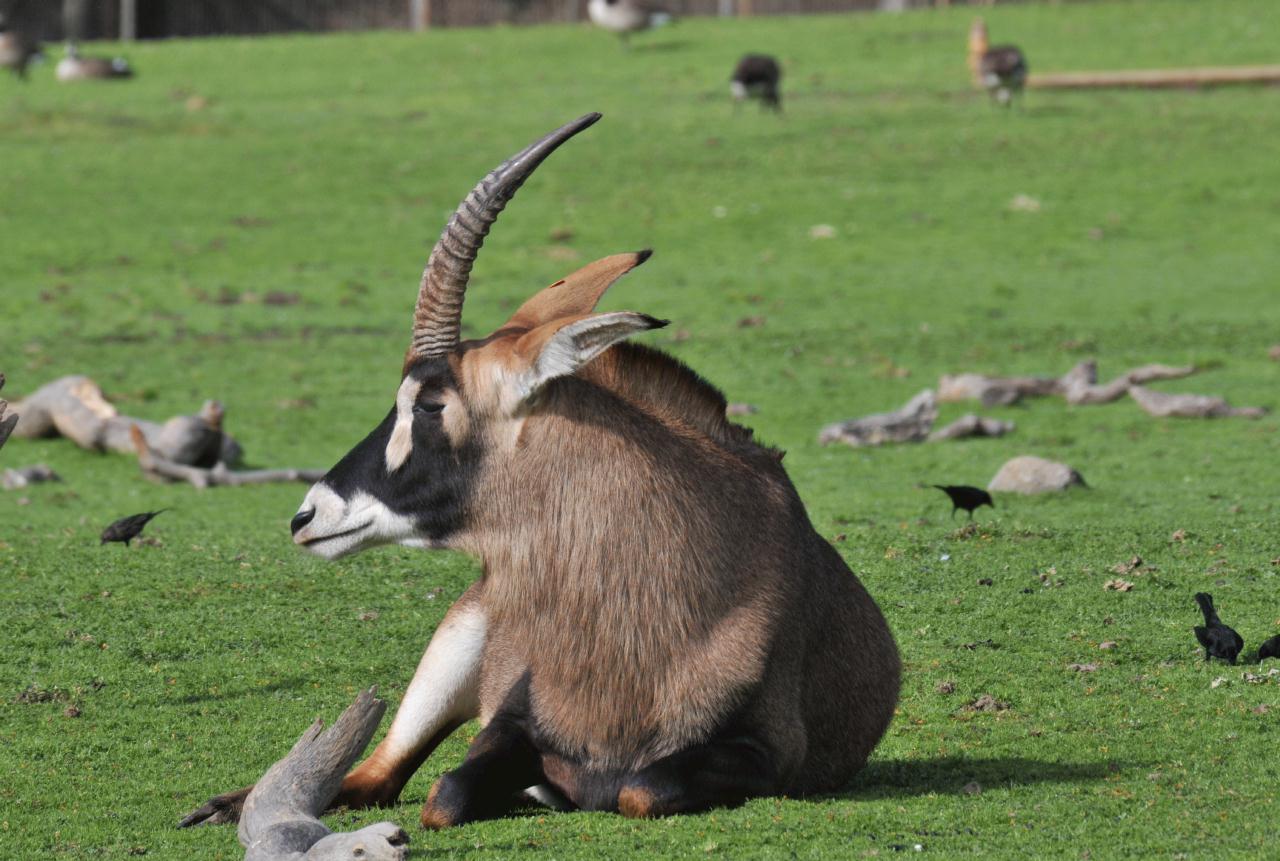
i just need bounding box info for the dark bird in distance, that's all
[100,510,166,546]
[1193,592,1243,665]
[968,19,1027,107]
[933,485,994,520]
[731,54,782,112]
[1259,635,1280,662]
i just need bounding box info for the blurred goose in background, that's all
[0,13,42,80]
[968,18,1027,107]
[587,0,673,44]
[56,40,132,81]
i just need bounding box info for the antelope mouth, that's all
[299,521,373,547]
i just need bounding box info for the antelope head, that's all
[290,113,663,559]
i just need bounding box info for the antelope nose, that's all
[290,507,317,535]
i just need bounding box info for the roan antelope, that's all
[181,113,900,831]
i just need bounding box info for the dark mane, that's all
[583,342,780,460]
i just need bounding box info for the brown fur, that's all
[437,271,901,795]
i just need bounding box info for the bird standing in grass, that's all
[1193,592,1243,665]
[1258,635,1280,662]
[101,510,166,546]
[932,485,994,520]
[0,14,42,80]
[731,54,783,112]
[968,19,1027,108]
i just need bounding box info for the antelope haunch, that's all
[182,113,899,830]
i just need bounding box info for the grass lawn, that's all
[3,0,1280,856]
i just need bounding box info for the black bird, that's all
[731,54,782,112]
[1193,592,1243,665]
[100,510,166,546]
[1259,635,1280,662]
[932,485,994,520]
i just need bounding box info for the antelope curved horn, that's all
[408,112,604,363]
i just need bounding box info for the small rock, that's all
[936,680,956,694]
[961,781,982,796]
[1099,641,1118,651]
[1211,677,1228,689]
[1103,579,1134,592]
[987,455,1085,495]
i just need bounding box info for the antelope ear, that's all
[503,250,652,331]
[511,311,667,404]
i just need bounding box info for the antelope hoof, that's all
[419,775,467,830]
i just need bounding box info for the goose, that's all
[56,41,132,81]
[0,15,41,80]
[587,0,672,44]
[731,53,782,112]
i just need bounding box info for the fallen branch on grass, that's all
[7,375,242,466]
[239,688,409,861]
[130,426,323,489]
[819,390,1012,448]
[1129,386,1267,419]
[938,360,1197,407]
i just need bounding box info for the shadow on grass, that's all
[837,755,1132,801]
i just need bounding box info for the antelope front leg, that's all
[178,584,485,827]
[334,583,486,808]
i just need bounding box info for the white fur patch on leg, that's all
[381,601,485,761]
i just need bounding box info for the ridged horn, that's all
[407,112,604,363]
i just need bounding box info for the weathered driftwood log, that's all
[1059,360,1197,406]
[819,389,938,447]
[0,374,17,451]
[239,688,409,861]
[927,414,1015,442]
[988,455,1086,494]
[130,426,324,489]
[939,360,1197,407]
[2,464,61,490]
[9,375,242,466]
[938,372,1057,407]
[1129,386,1267,419]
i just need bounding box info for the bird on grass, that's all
[932,485,994,520]
[0,14,42,80]
[731,54,783,112]
[1259,635,1280,662]
[56,41,132,81]
[968,18,1027,108]
[587,0,672,45]
[1193,592,1243,665]
[101,510,166,547]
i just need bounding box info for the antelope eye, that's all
[413,402,445,415]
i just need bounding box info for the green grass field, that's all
[3,1,1279,856]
